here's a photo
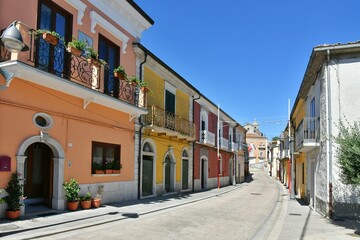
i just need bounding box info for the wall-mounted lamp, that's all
[0,20,29,53]
[0,68,14,90]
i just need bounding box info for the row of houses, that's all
[269,41,360,219]
[0,0,249,217]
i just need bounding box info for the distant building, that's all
[244,121,268,168]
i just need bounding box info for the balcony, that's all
[230,142,239,152]
[295,117,320,152]
[240,143,248,151]
[220,137,229,150]
[143,105,196,141]
[200,130,216,146]
[0,22,147,117]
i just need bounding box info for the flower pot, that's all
[67,201,79,211]
[114,72,126,80]
[67,46,82,57]
[95,170,104,174]
[42,33,58,45]
[112,170,121,174]
[6,210,20,220]
[80,200,91,209]
[91,198,101,208]
[105,169,113,174]
[87,58,101,67]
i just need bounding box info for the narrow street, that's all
[1,171,286,240]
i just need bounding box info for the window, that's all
[92,142,121,174]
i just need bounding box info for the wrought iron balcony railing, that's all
[295,117,320,152]
[0,23,146,108]
[143,105,195,139]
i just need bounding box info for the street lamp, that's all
[0,21,29,53]
[0,20,29,90]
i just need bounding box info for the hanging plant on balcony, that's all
[113,65,127,80]
[127,76,141,87]
[32,29,63,46]
[66,38,87,57]
[85,47,101,67]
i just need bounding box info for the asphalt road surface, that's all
[32,171,283,240]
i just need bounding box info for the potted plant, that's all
[128,76,141,87]
[105,161,113,174]
[112,160,122,174]
[80,192,92,209]
[32,29,63,45]
[85,47,100,67]
[90,185,104,208]
[63,178,80,211]
[92,162,104,174]
[67,37,87,57]
[113,65,127,80]
[5,172,23,220]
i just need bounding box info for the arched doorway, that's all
[181,150,189,190]
[229,156,234,185]
[17,135,65,210]
[200,156,208,190]
[163,148,176,193]
[141,141,155,197]
[24,143,54,208]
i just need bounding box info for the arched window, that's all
[143,142,153,153]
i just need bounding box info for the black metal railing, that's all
[0,23,144,108]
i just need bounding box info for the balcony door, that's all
[37,0,72,76]
[165,90,175,130]
[99,35,120,98]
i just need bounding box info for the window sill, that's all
[92,173,121,177]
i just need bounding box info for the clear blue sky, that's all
[135,0,360,139]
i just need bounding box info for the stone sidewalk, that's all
[271,178,360,240]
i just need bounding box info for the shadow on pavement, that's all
[245,173,254,183]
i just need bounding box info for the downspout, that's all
[192,94,201,192]
[137,51,148,199]
[326,49,333,218]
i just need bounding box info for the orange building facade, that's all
[0,0,153,215]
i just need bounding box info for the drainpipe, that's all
[326,49,333,218]
[192,94,201,192]
[137,51,148,199]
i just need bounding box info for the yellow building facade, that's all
[134,44,198,197]
[291,99,307,199]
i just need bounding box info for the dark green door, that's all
[164,156,171,192]
[182,159,189,189]
[142,156,153,196]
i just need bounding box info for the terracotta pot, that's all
[42,33,58,45]
[67,46,82,57]
[105,169,113,174]
[112,170,121,174]
[5,210,20,220]
[95,170,104,174]
[114,72,125,80]
[67,201,79,211]
[91,198,101,208]
[80,200,91,209]
[87,58,101,67]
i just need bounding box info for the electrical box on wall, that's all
[0,156,11,172]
